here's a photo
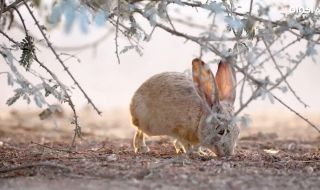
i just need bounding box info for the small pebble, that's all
[222,162,231,171]
[106,154,117,161]
[287,143,296,151]
[180,174,188,179]
[304,166,313,174]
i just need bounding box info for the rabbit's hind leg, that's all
[133,130,150,153]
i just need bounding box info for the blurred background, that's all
[1,0,320,141]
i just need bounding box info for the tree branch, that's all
[0,0,28,14]
[271,93,320,133]
[262,38,309,108]
[0,29,18,45]
[23,0,102,115]
[115,0,121,64]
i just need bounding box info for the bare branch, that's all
[235,87,260,116]
[0,29,18,45]
[115,0,121,64]
[271,93,320,133]
[165,10,176,31]
[155,22,222,56]
[249,0,254,15]
[0,0,29,14]
[13,7,28,36]
[33,56,81,148]
[255,37,301,67]
[262,38,309,108]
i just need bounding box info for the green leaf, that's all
[19,36,36,71]
[33,0,41,7]
[242,18,256,40]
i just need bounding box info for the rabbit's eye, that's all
[226,129,230,134]
[218,129,225,136]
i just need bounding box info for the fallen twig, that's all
[0,162,71,174]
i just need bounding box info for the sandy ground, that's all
[0,108,320,190]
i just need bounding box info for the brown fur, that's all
[130,72,204,140]
[130,59,240,156]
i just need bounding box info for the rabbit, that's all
[130,57,240,157]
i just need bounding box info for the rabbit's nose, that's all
[224,148,235,156]
[217,148,233,157]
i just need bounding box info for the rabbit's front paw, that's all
[186,146,213,160]
[194,146,210,156]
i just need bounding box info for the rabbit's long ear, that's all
[192,58,219,108]
[215,58,236,104]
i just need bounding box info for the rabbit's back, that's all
[130,72,204,144]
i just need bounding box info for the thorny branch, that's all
[115,0,121,64]
[12,8,82,141]
[33,56,82,149]
[21,0,89,147]
[23,1,102,115]
[262,38,309,108]
[271,93,320,133]
[0,0,28,14]
[0,29,17,44]
[249,0,254,16]
[154,22,223,56]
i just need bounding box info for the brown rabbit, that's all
[130,58,239,157]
